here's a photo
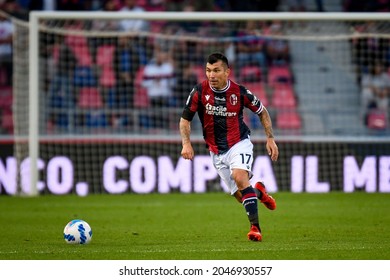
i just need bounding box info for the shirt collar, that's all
[209,80,230,93]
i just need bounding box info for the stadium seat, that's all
[1,109,13,134]
[77,87,104,109]
[85,111,108,128]
[245,82,269,107]
[73,66,97,87]
[133,67,150,108]
[239,65,262,83]
[96,45,116,68]
[271,85,297,109]
[133,65,152,131]
[136,0,147,7]
[99,66,116,88]
[65,32,92,67]
[267,65,293,87]
[134,66,145,87]
[68,43,93,67]
[0,66,9,86]
[51,44,60,64]
[229,67,236,81]
[0,86,12,109]
[76,87,106,128]
[367,110,387,130]
[144,1,165,11]
[134,87,150,108]
[150,21,167,33]
[276,111,302,130]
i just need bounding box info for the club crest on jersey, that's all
[205,95,210,101]
[230,94,238,105]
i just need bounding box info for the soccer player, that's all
[179,52,279,241]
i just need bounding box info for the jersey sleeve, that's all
[181,85,200,121]
[241,85,264,115]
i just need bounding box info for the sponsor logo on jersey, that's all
[205,103,237,117]
[215,96,226,102]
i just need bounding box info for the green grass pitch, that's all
[0,192,389,260]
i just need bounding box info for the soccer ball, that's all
[63,219,92,244]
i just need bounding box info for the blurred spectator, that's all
[171,2,204,64]
[143,0,165,11]
[236,20,267,76]
[171,37,201,67]
[27,0,56,11]
[225,0,280,11]
[344,0,390,12]
[228,0,256,11]
[56,0,89,10]
[141,50,175,129]
[92,0,120,31]
[360,61,390,122]
[1,0,27,19]
[192,0,215,11]
[0,11,13,87]
[115,36,147,108]
[173,61,198,107]
[257,0,280,11]
[119,0,149,32]
[287,0,306,11]
[47,36,77,127]
[180,2,201,34]
[265,21,290,66]
[351,21,390,80]
[64,20,93,67]
[96,43,117,108]
[315,0,324,11]
[343,0,366,11]
[288,0,326,12]
[214,0,230,11]
[153,22,180,56]
[372,0,390,12]
[165,0,186,11]
[117,0,149,95]
[200,21,236,68]
[142,50,175,107]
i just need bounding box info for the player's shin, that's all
[240,186,261,231]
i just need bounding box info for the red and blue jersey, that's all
[181,79,264,154]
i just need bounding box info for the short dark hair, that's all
[207,52,229,68]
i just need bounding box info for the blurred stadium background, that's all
[0,0,390,196]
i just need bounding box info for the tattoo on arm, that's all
[180,118,191,145]
[259,108,274,139]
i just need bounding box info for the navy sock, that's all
[240,186,260,230]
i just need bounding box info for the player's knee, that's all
[231,169,250,188]
[233,191,242,203]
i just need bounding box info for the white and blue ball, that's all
[63,219,92,244]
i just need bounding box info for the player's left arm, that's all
[259,107,279,162]
[240,85,279,161]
